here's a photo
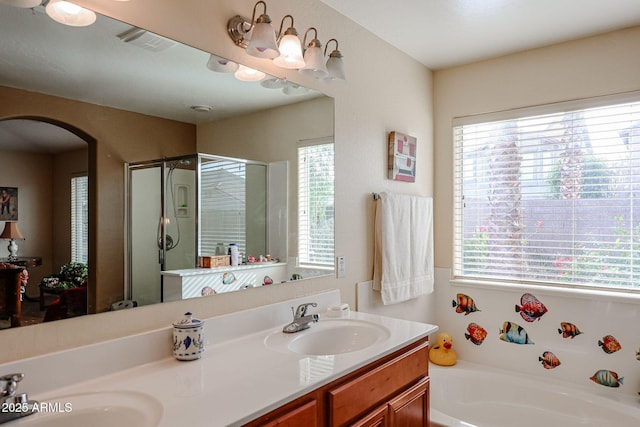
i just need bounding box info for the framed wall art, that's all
[388,131,417,182]
[0,187,18,221]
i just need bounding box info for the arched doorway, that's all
[0,117,96,326]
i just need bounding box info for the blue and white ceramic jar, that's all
[172,312,204,361]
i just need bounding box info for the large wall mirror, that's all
[0,3,335,330]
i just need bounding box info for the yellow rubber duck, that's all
[429,332,457,366]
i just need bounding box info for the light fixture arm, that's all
[302,27,322,49]
[249,0,270,27]
[324,38,339,56]
[276,14,297,40]
[227,1,273,48]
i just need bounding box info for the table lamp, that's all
[0,222,24,262]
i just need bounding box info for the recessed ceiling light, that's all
[190,105,213,113]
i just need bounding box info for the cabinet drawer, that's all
[328,340,429,426]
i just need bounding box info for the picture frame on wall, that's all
[388,131,417,182]
[0,187,18,221]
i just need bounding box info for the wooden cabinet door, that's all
[387,378,429,427]
[351,405,388,427]
[251,400,318,427]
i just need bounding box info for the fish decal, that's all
[590,370,623,388]
[465,323,488,345]
[539,351,561,370]
[515,293,548,322]
[452,293,480,315]
[499,321,534,345]
[558,322,583,339]
[598,335,622,354]
[222,272,236,285]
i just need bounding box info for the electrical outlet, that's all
[336,256,346,278]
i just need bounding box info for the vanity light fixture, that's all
[324,39,346,82]
[234,64,266,82]
[228,0,279,59]
[299,27,328,79]
[226,2,345,81]
[206,54,238,73]
[272,15,305,70]
[45,0,96,27]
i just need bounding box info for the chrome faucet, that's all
[0,373,37,424]
[282,302,319,333]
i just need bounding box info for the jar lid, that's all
[173,312,202,328]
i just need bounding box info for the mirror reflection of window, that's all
[200,160,247,256]
[71,174,88,264]
[298,139,335,267]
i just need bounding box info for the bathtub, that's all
[429,360,640,427]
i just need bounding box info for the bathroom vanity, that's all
[0,290,437,427]
[244,337,430,426]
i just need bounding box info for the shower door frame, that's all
[124,154,198,303]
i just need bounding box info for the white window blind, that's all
[71,175,88,263]
[200,160,246,255]
[454,95,640,291]
[298,140,335,266]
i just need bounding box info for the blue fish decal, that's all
[499,321,534,345]
[222,272,236,285]
[590,370,623,387]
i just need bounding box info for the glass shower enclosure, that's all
[125,153,268,306]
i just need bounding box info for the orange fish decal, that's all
[515,293,547,322]
[465,323,487,345]
[452,293,480,315]
[598,335,621,354]
[558,322,582,339]
[539,351,561,370]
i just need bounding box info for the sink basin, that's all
[265,318,391,356]
[12,390,163,427]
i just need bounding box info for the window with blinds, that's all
[200,159,246,255]
[71,175,88,263]
[454,94,640,291]
[298,140,335,267]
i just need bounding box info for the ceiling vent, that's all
[117,27,176,52]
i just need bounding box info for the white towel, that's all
[373,192,434,305]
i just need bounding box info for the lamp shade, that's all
[0,0,42,7]
[300,45,328,78]
[325,50,346,81]
[234,64,265,82]
[46,0,96,27]
[206,54,238,73]
[245,16,279,59]
[0,222,24,240]
[273,32,305,69]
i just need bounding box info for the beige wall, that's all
[198,96,334,259]
[0,0,433,363]
[0,85,196,315]
[433,25,640,269]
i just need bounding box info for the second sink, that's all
[265,318,391,356]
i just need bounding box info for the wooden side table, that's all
[0,256,42,268]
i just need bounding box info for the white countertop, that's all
[4,291,438,427]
